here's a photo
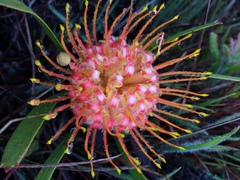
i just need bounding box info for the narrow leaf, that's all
[163,127,239,153]
[35,134,70,180]
[162,167,182,180]
[209,74,240,82]
[0,0,63,51]
[166,20,222,41]
[208,145,238,152]
[0,93,61,170]
[148,20,222,50]
[209,32,220,62]
[182,127,239,150]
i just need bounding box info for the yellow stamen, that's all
[43,113,58,120]
[30,78,40,83]
[46,140,52,145]
[35,60,41,66]
[28,100,40,106]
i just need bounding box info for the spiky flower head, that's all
[29,0,210,177]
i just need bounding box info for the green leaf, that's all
[222,152,240,163]
[161,167,182,180]
[209,73,240,82]
[223,44,231,60]
[35,134,70,180]
[147,20,222,51]
[197,92,237,107]
[166,20,222,41]
[163,127,239,153]
[212,156,240,168]
[0,0,63,51]
[212,112,240,126]
[208,145,238,152]
[209,32,220,62]
[0,95,60,170]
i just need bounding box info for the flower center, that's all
[68,37,159,132]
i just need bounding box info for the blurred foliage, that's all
[210,32,240,75]
[0,0,240,179]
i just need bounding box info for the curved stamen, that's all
[65,3,82,60]
[93,0,101,43]
[103,130,121,174]
[154,49,201,70]
[36,41,71,74]
[84,0,93,47]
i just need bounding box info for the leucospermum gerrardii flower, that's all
[28,0,210,177]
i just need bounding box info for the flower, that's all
[28,0,210,177]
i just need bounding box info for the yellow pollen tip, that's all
[109,0,113,3]
[151,127,157,131]
[28,100,40,106]
[160,3,165,10]
[161,157,166,163]
[195,48,201,53]
[179,147,185,150]
[119,133,125,138]
[153,5,158,11]
[194,119,200,123]
[60,24,65,31]
[43,113,57,121]
[191,97,200,101]
[85,0,89,7]
[64,148,69,154]
[172,38,179,42]
[186,33,193,38]
[116,167,121,174]
[205,72,212,75]
[200,77,208,80]
[65,3,70,13]
[81,127,86,133]
[172,132,180,137]
[122,59,127,66]
[75,23,81,29]
[173,15,179,20]
[185,104,193,108]
[78,87,83,92]
[91,170,95,178]
[201,93,209,97]
[35,60,41,66]
[134,41,139,46]
[55,84,62,91]
[46,140,52,145]
[184,129,192,134]
[35,40,41,47]
[193,49,201,56]
[142,6,148,12]
[134,158,141,165]
[155,162,162,169]
[136,168,142,174]
[87,153,92,160]
[148,112,153,116]
[200,112,208,117]
[30,78,39,83]
[43,114,51,120]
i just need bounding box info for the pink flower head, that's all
[28,0,211,177]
